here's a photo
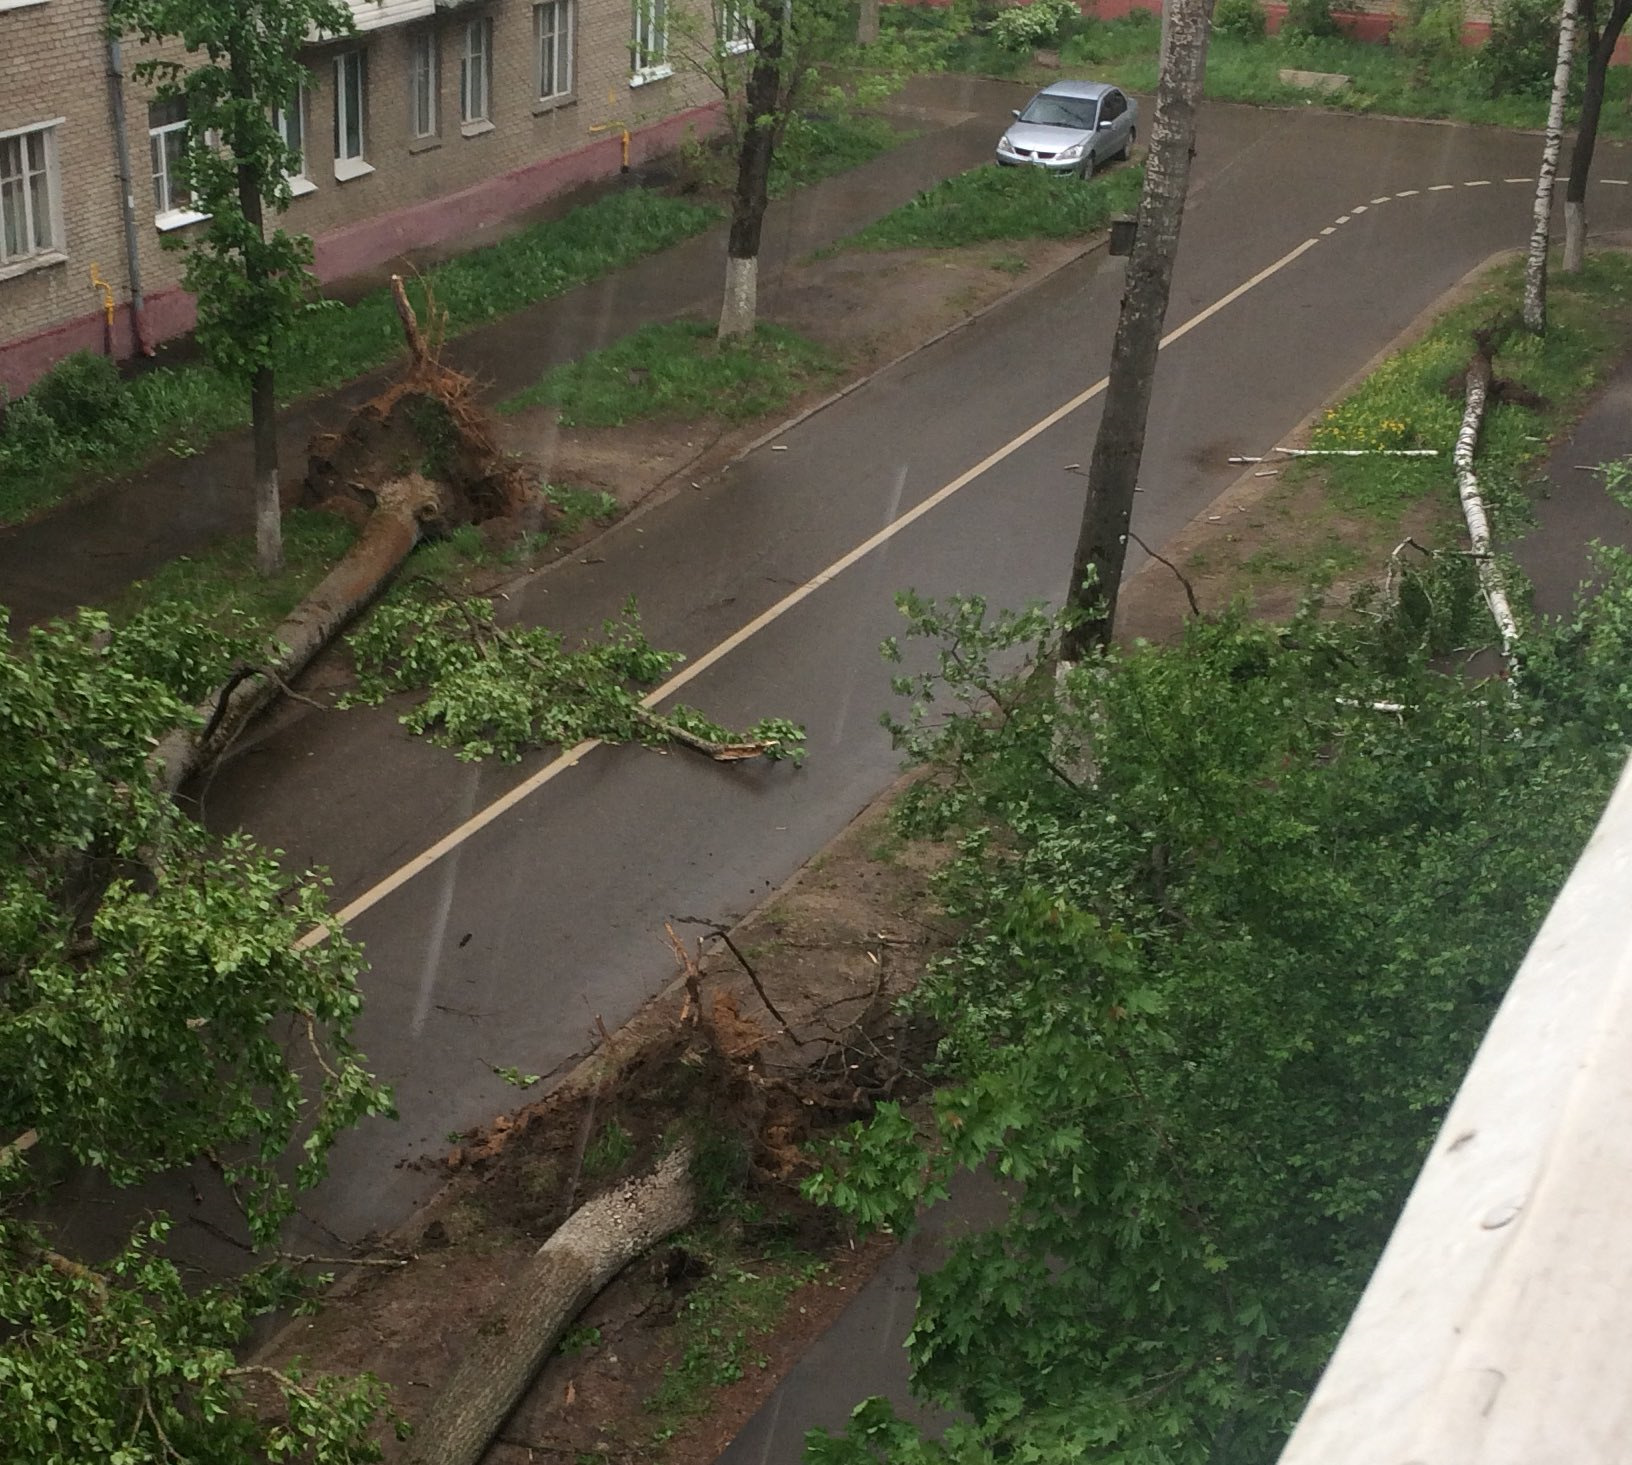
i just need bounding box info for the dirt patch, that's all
[269,790,951,1464]
[1117,457,1461,643]
[499,239,1090,518]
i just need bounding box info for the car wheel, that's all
[1079,150,1096,180]
[1118,127,1135,162]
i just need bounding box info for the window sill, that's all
[333,156,374,182]
[723,37,752,54]
[532,94,576,116]
[155,208,209,232]
[409,134,442,154]
[286,174,318,197]
[0,249,66,284]
[629,65,673,87]
[460,118,496,138]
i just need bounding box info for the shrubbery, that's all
[1476,0,1565,97]
[987,0,1082,52]
[1214,0,1270,41]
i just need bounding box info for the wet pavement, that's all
[0,74,1023,626]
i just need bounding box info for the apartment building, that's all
[0,0,728,394]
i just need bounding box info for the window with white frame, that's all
[717,0,750,53]
[0,121,59,266]
[148,96,197,222]
[409,28,438,139]
[333,49,368,177]
[631,0,668,80]
[276,84,312,193]
[460,17,493,126]
[534,0,573,102]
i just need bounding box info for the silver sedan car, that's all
[995,80,1138,179]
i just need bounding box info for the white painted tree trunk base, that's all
[1563,199,1587,273]
[256,466,283,576]
[718,255,759,341]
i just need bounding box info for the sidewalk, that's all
[0,73,1021,629]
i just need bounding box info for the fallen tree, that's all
[157,276,542,797]
[404,1143,697,1465]
[1452,331,1522,667]
[151,472,438,796]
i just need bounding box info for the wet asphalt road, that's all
[49,88,1632,1395]
[219,103,1632,1249]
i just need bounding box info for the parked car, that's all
[994,80,1138,179]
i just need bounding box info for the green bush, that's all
[1392,0,1465,69]
[26,351,129,437]
[988,0,1081,52]
[0,393,65,467]
[1282,0,1343,38]
[1214,0,1269,40]
[1476,0,1563,97]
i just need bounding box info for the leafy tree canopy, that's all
[109,0,356,384]
[1,604,393,1463]
[806,537,1632,1462]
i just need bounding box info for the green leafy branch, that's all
[344,585,806,766]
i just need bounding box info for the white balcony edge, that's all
[1279,754,1632,1465]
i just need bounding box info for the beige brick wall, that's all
[273,0,719,242]
[4,0,727,378]
[0,0,131,349]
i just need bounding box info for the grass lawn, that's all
[1189,252,1632,605]
[839,161,1143,251]
[499,321,839,427]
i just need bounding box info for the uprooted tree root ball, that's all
[302,357,545,540]
[262,910,940,1465]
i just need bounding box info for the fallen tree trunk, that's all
[151,474,437,797]
[1453,341,1521,667]
[405,1142,696,1465]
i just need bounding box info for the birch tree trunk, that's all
[717,31,785,342]
[405,1144,696,1465]
[1453,342,1521,667]
[1060,0,1216,661]
[1563,0,1632,272]
[1523,0,1581,330]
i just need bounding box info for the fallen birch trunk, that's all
[151,475,436,797]
[1228,448,1439,463]
[405,1143,696,1465]
[1453,343,1521,667]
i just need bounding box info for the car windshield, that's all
[1019,96,1099,130]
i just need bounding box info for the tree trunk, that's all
[405,1144,696,1465]
[1453,339,1520,667]
[151,475,435,798]
[237,164,284,574]
[1523,0,1580,330]
[1562,0,1632,272]
[718,37,784,342]
[1060,0,1216,662]
[858,0,880,44]
[251,365,282,575]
